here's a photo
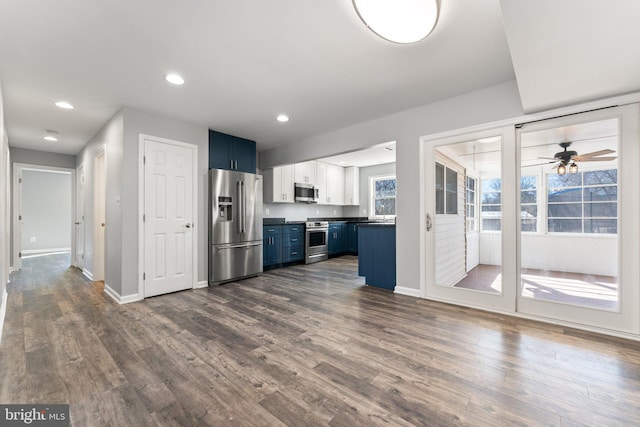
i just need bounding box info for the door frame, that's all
[74,163,85,270]
[93,146,106,281]
[12,163,76,271]
[137,134,199,299]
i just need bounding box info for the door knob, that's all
[185,223,192,228]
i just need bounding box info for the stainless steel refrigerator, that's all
[209,168,263,285]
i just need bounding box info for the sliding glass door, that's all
[517,105,640,334]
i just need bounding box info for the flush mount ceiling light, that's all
[276,114,289,122]
[352,0,440,44]
[54,101,74,109]
[165,73,185,85]
[43,130,59,142]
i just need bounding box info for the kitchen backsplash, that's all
[263,203,346,222]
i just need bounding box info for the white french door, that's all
[423,126,517,312]
[516,104,640,334]
[142,135,197,298]
[424,104,640,335]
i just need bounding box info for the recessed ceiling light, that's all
[277,114,289,122]
[353,0,439,44]
[44,130,59,142]
[339,161,346,165]
[55,101,74,109]
[165,73,185,85]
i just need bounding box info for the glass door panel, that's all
[517,104,639,334]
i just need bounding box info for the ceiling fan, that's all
[535,142,617,175]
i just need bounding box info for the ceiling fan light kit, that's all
[533,141,616,175]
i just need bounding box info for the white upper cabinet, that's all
[316,162,344,205]
[344,166,360,206]
[294,161,316,185]
[263,165,294,203]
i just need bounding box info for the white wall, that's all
[259,80,525,291]
[20,170,72,252]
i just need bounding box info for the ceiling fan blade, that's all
[523,161,557,167]
[551,162,560,169]
[576,156,617,162]
[537,156,558,160]
[573,149,615,161]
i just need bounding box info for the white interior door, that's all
[143,137,195,297]
[423,126,517,312]
[517,104,640,334]
[94,148,106,281]
[11,166,23,270]
[75,164,85,269]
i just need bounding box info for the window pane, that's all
[481,192,501,204]
[446,191,457,214]
[436,191,444,214]
[548,203,582,217]
[374,198,395,216]
[482,205,501,212]
[548,219,582,233]
[521,176,537,189]
[584,202,617,217]
[585,219,617,234]
[375,179,396,198]
[584,186,617,201]
[521,205,537,216]
[436,163,444,189]
[482,219,501,231]
[482,179,501,192]
[467,205,475,217]
[445,168,457,192]
[466,176,475,191]
[548,173,582,188]
[584,169,617,185]
[548,188,581,202]
[521,190,537,204]
[466,189,474,201]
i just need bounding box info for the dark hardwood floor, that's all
[2,253,640,426]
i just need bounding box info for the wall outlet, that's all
[316,209,319,215]
[333,209,337,215]
[265,208,270,215]
[30,236,36,242]
[363,208,367,215]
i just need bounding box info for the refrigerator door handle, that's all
[237,180,243,234]
[216,242,262,250]
[241,180,246,233]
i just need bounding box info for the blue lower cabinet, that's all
[358,225,396,290]
[283,224,305,263]
[328,223,346,255]
[263,225,283,267]
[346,223,359,253]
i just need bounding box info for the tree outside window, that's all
[371,176,396,217]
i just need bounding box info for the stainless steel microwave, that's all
[294,182,319,203]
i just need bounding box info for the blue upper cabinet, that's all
[209,129,256,173]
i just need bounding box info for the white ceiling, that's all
[319,141,396,168]
[0,1,638,157]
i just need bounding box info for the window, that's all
[547,169,617,234]
[520,175,537,232]
[465,176,476,232]
[481,178,501,230]
[435,162,458,215]
[481,176,537,231]
[371,176,396,217]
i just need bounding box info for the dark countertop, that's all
[263,218,306,225]
[358,223,396,228]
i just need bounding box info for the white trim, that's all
[82,269,93,281]
[104,283,142,304]
[394,286,422,298]
[138,134,199,299]
[22,247,71,255]
[0,288,7,347]
[12,163,76,272]
[195,280,208,289]
[93,145,107,282]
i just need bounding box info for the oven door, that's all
[305,228,328,264]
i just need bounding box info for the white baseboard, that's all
[394,286,422,298]
[104,283,142,304]
[82,269,93,281]
[0,288,8,347]
[195,280,208,289]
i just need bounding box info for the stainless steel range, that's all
[305,221,328,264]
